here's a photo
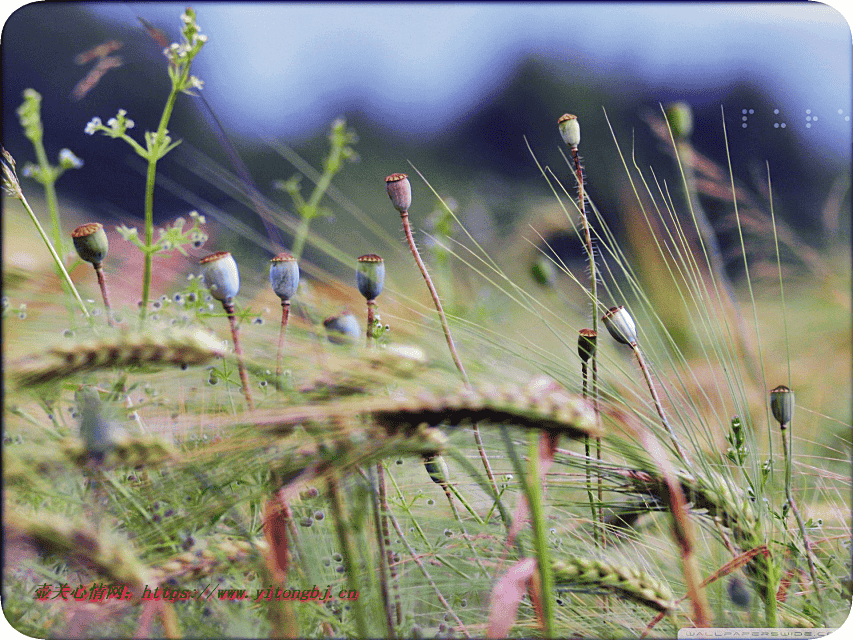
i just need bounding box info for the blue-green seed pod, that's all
[602,306,638,346]
[76,386,121,461]
[770,385,795,425]
[72,223,109,265]
[357,254,385,300]
[385,173,412,213]
[201,251,240,302]
[323,312,361,344]
[558,113,581,148]
[270,252,299,301]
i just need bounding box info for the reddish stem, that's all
[276,300,290,377]
[94,262,113,326]
[223,300,254,410]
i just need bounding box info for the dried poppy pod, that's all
[602,306,638,346]
[357,254,385,301]
[558,113,581,148]
[577,328,597,363]
[201,251,240,302]
[72,223,109,265]
[270,252,299,302]
[385,173,412,213]
[770,385,795,426]
[72,223,113,325]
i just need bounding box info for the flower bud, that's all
[558,113,581,148]
[422,454,450,486]
[531,256,556,287]
[201,251,240,302]
[602,306,638,346]
[385,173,412,213]
[71,223,109,265]
[577,328,597,363]
[356,254,385,300]
[323,312,361,344]
[269,252,300,301]
[770,385,795,426]
[665,102,694,140]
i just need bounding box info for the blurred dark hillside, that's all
[3,4,848,284]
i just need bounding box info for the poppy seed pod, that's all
[201,251,240,302]
[357,254,385,300]
[665,101,694,140]
[423,454,450,486]
[323,312,361,344]
[577,328,597,363]
[270,252,299,301]
[602,306,638,346]
[770,385,795,426]
[385,173,412,213]
[558,113,581,148]
[72,223,109,265]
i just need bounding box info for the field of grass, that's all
[3,7,851,639]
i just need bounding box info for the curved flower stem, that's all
[223,300,254,410]
[399,209,500,500]
[631,344,690,464]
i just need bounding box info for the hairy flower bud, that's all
[269,252,299,301]
[201,251,240,302]
[323,312,361,344]
[423,454,450,486]
[385,173,412,213]
[357,254,385,300]
[72,223,109,265]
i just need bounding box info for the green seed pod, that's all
[422,453,450,486]
[323,312,361,344]
[770,385,795,425]
[577,328,597,363]
[269,252,299,301]
[385,173,412,213]
[71,223,109,265]
[356,254,385,300]
[602,306,638,346]
[558,113,581,148]
[201,251,240,302]
[530,256,556,287]
[665,101,694,140]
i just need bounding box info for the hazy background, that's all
[2,2,851,282]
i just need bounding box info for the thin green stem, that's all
[327,475,369,638]
[781,423,826,625]
[526,432,555,637]
[16,189,90,321]
[140,87,181,324]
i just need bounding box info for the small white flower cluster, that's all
[84,109,134,137]
[188,210,206,225]
[84,117,102,135]
[58,148,84,170]
[163,8,207,74]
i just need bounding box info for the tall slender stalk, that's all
[2,149,90,321]
[386,173,501,502]
[560,114,605,541]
